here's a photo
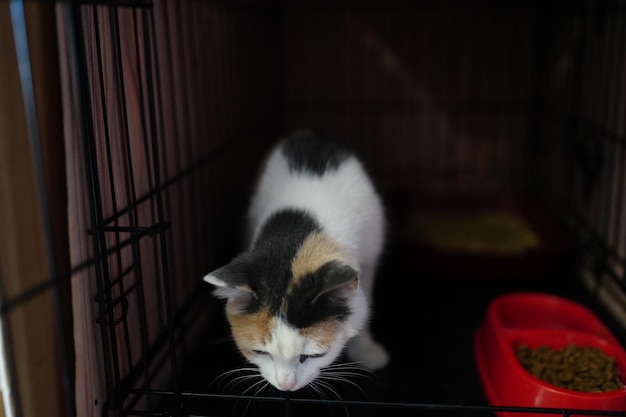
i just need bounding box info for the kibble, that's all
[516,343,624,393]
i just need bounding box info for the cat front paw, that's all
[347,337,389,370]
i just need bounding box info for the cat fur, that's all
[204,131,388,391]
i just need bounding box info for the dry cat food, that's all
[516,343,624,393]
[411,210,540,255]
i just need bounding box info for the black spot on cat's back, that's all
[245,209,321,314]
[244,208,353,328]
[281,131,351,176]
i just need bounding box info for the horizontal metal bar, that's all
[0,225,150,316]
[126,389,626,416]
[88,221,170,236]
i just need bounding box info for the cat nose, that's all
[278,379,296,391]
[277,372,297,391]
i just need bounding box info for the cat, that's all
[204,130,388,392]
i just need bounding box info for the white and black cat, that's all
[204,131,388,392]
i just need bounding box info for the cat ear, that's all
[312,261,359,304]
[203,258,255,300]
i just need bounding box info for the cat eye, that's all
[299,352,327,363]
[252,349,269,356]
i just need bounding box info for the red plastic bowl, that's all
[474,292,626,416]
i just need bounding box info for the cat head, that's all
[204,231,368,391]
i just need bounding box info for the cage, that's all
[1,0,626,416]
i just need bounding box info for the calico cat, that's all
[204,131,388,392]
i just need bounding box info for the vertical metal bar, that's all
[284,392,291,417]
[8,1,75,415]
[568,1,590,220]
[143,13,173,404]
[124,6,154,413]
[597,9,615,253]
[606,10,626,264]
[140,6,181,416]
[70,3,122,414]
[106,4,145,388]
[220,2,235,141]
[90,4,129,412]
[168,0,190,319]
[94,5,140,385]
[618,11,626,277]
[151,2,177,341]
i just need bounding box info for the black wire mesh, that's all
[64,1,281,415]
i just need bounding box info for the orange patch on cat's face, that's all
[300,319,341,349]
[227,307,274,355]
[290,232,351,286]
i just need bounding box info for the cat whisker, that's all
[230,372,267,393]
[225,374,259,392]
[211,367,263,393]
[240,380,273,417]
[311,377,343,400]
[327,360,373,371]
[308,378,351,417]
[306,380,327,400]
[254,380,272,397]
[325,374,368,398]
[326,362,374,374]
[209,369,245,388]
[328,370,375,384]
[317,366,372,399]
[240,377,268,396]
[211,366,259,385]
[326,362,378,383]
